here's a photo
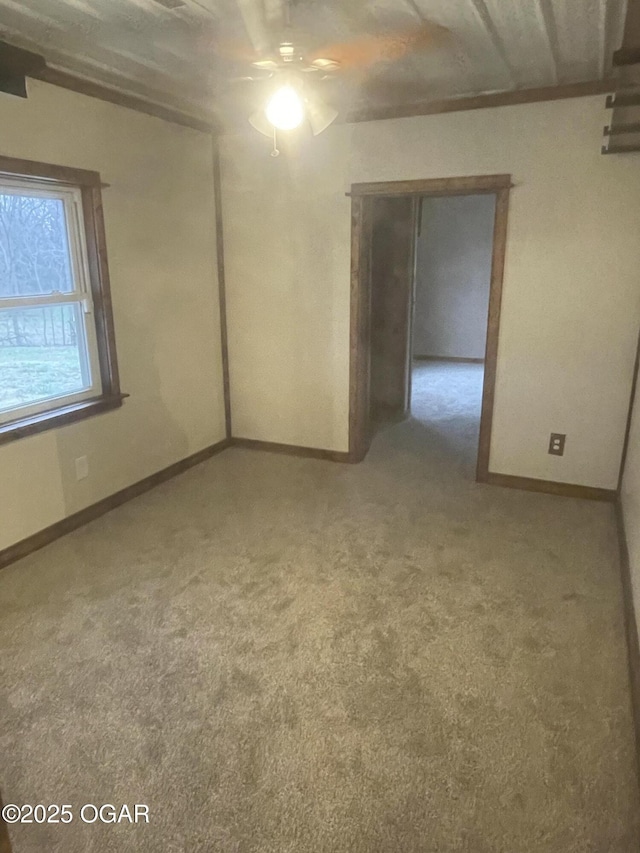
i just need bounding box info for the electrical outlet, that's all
[75,456,89,481]
[548,433,566,456]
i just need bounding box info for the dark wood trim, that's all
[0,39,46,77]
[604,122,640,135]
[0,153,101,187]
[484,472,616,502]
[350,174,513,198]
[0,439,231,570]
[0,394,128,445]
[212,137,232,439]
[347,80,614,124]
[348,174,510,478]
[606,92,640,108]
[348,194,373,462]
[602,143,640,155]
[232,437,352,463]
[29,63,611,134]
[613,46,640,66]
[32,67,216,133]
[614,501,640,790]
[476,187,509,483]
[0,72,28,100]
[81,183,121,397]
[618,326,640,493]
[413,355,485,364]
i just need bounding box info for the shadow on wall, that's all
[55,311,191,515]
[116,311,191,464]
[223,130,349,448]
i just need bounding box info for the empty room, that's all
[1,1,640,852]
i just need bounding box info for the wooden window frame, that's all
[0,155,125,445]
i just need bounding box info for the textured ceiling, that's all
[0,0,628,123]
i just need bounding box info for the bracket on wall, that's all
[602,92,640,154]
[0,40,46,99]
[602,39,640,155]
[613,47,640,67]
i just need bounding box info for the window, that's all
[0,157,123,443]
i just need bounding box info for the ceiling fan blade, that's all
[309,23,449,71]
[227,74,273,84]
[310,58,341,71]
[251,58,280,70]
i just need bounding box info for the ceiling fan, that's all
[223,0,449,151]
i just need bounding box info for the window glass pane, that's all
[0,192,74,297]
[0,304,91,413]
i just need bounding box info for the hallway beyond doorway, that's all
[412,359,484,477]
[372,359,484,481]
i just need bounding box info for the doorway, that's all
[348,175,511,481]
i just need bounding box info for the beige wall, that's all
[221,96,640,488]
[621,364,640,644]
[0,79,226,551]
[413,194,495,360]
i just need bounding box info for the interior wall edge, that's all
[231,437,353,463]
[212,136,232,439]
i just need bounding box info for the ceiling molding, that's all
[30,65,218,133]
[26,68,615,136]
[346,79,616,124]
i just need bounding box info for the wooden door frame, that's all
[348,174,512,482]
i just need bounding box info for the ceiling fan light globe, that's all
[306,96,338,135]
[265,85,305,130]
[248,110,274,137]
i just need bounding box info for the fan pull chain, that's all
[271,127,280,157]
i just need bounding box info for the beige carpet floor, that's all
[1,361,638,852]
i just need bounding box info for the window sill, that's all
[0,393,129,446]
